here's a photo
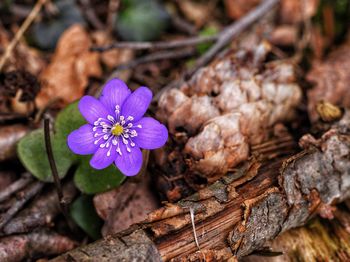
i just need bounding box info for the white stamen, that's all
[127,116,134,121]
[120,116,124,121]
[103,134,109,140]
[137,124,142,128]
[127,123,133,128]
[107,115,115,122]
[116,147,122,155]
[122,137,128,144]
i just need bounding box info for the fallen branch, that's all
[51,113,350,261]
[0,175,32,203]
[0,229,76,262]
[244,204,350,261]
[0,181,44,231]
[3,181,77,235]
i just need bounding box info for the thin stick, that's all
[110,48,196,72]
[79,0,104,30]
[189,0,280,75]
[106,0,120,33]
[0,181,44,231]
[91,35,218,52]
[153,0,280,102]
[43,117,70,222]
[0,176,33,203]
[0,0,47,71]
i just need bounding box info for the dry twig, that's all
[0,0,48,71]
[189,0,280,75]
[79,0,104,30]
[92,35,218,52]
[0,181,44,231]
[110,48,196,72]
[0,175,33,203]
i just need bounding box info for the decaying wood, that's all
[243,204,350,262]
[3,181,77,235]
[52,112,350,261]
[0,181,44,231]
[0,229,76,262]
[0,175,32,203]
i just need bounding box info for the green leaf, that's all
[70,195,103,240]
[197,26,219,54]
[18,100,125,191]
[74,156,125,194]
[55,101,85,140]
[17,129,73,182]
[116,0,170,41]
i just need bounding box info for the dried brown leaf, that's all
[94,175,160,235]
[35,25,102,109]
[280,0,319,24]
[224,0,260,20]
[177,1,213,28]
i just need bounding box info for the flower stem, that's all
[43,117,71,224]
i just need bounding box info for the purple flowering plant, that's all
[67,79,168,176]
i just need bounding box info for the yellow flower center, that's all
[111,124,124,136]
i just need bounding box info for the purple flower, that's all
[67,79,168,176]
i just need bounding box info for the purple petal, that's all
[90,145,117,170]
[79,96,109,124]
[115,146,143,176]
[121,86,152,121]
[99,79,131,115]
[133,117,168,149]
[67,124,98,155]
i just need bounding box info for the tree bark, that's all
[52,112,350,261]
[243,202,350,262]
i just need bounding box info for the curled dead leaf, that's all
[36,25,102,109]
